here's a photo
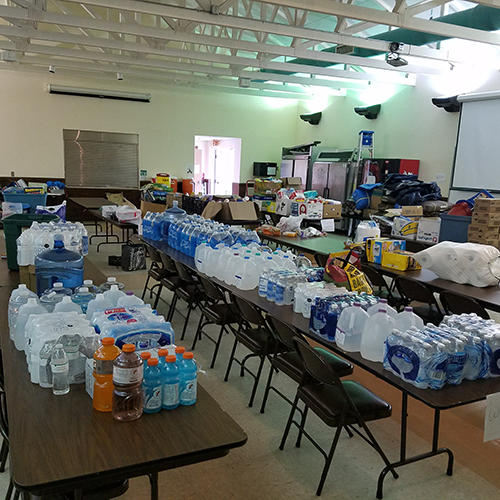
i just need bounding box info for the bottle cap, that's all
[96,293,105,300]
[158,348,168,357]
[147,358,159,366]
[102,337,115,346]
[175,346,186,354]
[108,277,117,282]
[126,291,134,296]
[354,302,361,307]
[141,352,151,360]
[404,307,413,312]
[62,296,71,303]
[166,355,177,363]
[378,309,386,313]
[244,256,249,260]
[84,280,93,285]
[55,343,63,349]
[122,344,135,353]
[379,298,388,304]
[80,287,89,293]
[183,352,194,359]
[110,285,118,291]
[54,283,63,288]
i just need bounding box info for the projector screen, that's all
[451,94,500,195]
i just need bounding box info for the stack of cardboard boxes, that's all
[467,198,500,248]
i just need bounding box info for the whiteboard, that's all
[452,96,500,193]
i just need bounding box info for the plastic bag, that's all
[355,220,380,243]
[414,241,500,287]
[277,214,305,233]
[35,201,66,221]
[2,201,23,218]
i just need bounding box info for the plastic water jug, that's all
[394,307,425,332]
[367,298,398,318]
[335,303,369,352]
[15,298,47,352]
[54,296,83,314]
[8,287,36,339]
[117,291,145,307]
[224,253,241,285]
[35,236,84,295]
[235,256,258,290]
[103,284,126,307]
[360,309,396,362]
[86,293,114,320]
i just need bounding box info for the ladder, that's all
[352,130,375,191]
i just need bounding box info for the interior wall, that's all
[0,70,298,185]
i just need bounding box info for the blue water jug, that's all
[35,236,84,295]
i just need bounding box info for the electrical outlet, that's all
[10,171,14,177]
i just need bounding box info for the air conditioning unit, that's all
[335,45,355,55]
[46,84,151,103]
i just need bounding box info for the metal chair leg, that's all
[210,323,226,369]
[141,275,151,300]
[5,478,13,500]
[180,300,195,341]
[224,337,239,382]
[0,439,8,472]
[167,294,178,323]
[295,405,309,448]
[248,354,267,408]
[279,393,300,451]
[152,284,164,310]
[260,361,276,414]
[316,424,344,496]
[191,314,206,351]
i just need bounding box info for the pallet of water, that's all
[383,313,500,389]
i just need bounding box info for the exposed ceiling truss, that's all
[0,0,498,99]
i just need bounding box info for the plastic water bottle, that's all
[179,352,197,406]
[93,337,121,412]
[35,235,84,295]
[72,287,94,314]
[86,293,114,320]
[103,284,126,307]
[54,295,83,314]
[394,306,425,332]
[80,279,99,296]
[100,277,126,292]
[366,298,397,318]
[360,309,396,362]
[162,354,180,410]
[140,351,151,366]
[175,346,186,364]
[258,258,279,297]
[112,344,144,421]
[39,282,73,313]
[143,358,163,414]
[282,255,296,270]
[78,223,89,256]
[15,298,47,352]
[51,343,70,396]
[117,291,145,307]
[335,303,369,352]
[297,253,312,268]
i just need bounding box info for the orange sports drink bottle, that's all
[93,337,122,412]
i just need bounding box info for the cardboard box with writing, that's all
[281,177,302,190]
[275,198,292,216]
[474,198,500,214]
[381,250,422,271]
[472,212,500,226]
[468,224,500,240]
[323,204,342,219]
[366,238,406,264]
[290,201,323,220]
[402,206,424,217]
[391,216,420,240]
[417,218,441,243]
[254,179,282,195]
[467,235,499,248]
[140,200,166,217]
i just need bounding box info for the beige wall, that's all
[2,67,500,196]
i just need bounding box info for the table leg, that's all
[376,398,454,499]
[149,472,159,500]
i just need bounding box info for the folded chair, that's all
[260,316,353,414]
[279,337,398,497]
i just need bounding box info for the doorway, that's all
[194,136,242,195]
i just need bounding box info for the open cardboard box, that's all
[140,200,167,217]
[201,201,259,221]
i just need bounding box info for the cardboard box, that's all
[323,204,342,219]
[370,189,383,210]
[381,250,422,271]
[201,201,258,221]
[472,212,500,226]
[417,218,441,243]
[155,173,171,186]
[166,192,183,208]
[140,200,166,217]
[275,198,292,216]
[474,198,500,214]
[254,179,282,194]
[366,238,406,264]
[467,235,499,247]
[281,177,302,189]
[291,201,323,220]
[391,216,420,240]
[468,224,500,240]
[402,205,424,217]
[362,209,378,219]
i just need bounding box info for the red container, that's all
[182,179,195,194]
[170,178,178,192]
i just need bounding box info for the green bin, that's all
[2,214,59,271]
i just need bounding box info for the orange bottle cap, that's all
[158,348,168,357]
[148,358,159,366]
[140,352,151,360]
[166,355,177,363]
[102,337,115,346]
[175,346,186,354]
[183,352,194,359]
[122,344,135,353]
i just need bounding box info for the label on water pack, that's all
[162,382,179,407]
[113,365,143,385]
[144,385,163,410]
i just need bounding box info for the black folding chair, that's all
[440,290,490,319]
[191,277,241,368]
[279,337,398,497]
[141,244,166,306]
[394,276,443,324]
[361,264,403,310]
[260,316,353,414]
[224,296,280,407]
[314,252,328,268]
